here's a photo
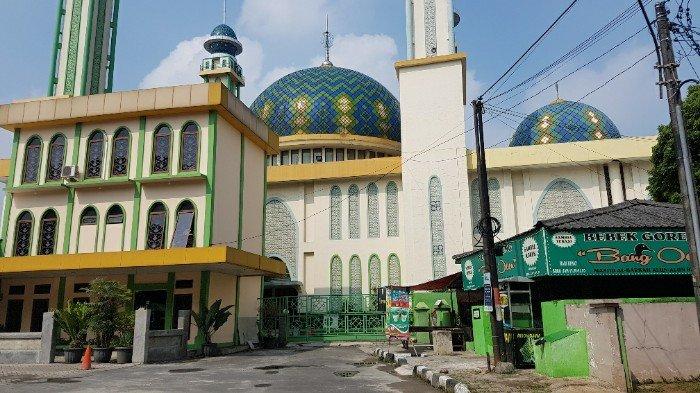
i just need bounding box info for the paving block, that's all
[424,369,434,382]
[420,367,430,379]
[430,372,441,388]
[413,365,423,376]
[396,357,408,366]
[454,383,471,393]
[443,377,458,392]
[385,352,395,363]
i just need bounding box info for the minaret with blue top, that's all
[200,15,244,98]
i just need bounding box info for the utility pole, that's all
[472,99,507,363]
[655,2,700,330]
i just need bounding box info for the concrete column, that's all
[431,330,453,355]
[609,161,625,204]
[177,310,192,342]
[132,308,150,364]
[39,312,55,364]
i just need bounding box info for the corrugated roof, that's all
[536,199,684,230]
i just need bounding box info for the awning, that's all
[409,272,462,291]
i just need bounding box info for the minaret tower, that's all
[397,0,470,281]
[48,0,121,96]
[200,1,245,98]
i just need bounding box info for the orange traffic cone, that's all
[80,346,92,370]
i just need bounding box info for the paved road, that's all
[1,345,434,393]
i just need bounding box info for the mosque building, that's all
[0,0,656,337]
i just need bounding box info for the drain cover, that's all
[352,361,377,367]
[168,368,204,373]
[254,383,272,388]
[334,371,359,378]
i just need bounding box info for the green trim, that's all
[62,188,76,254]
[150,122,174,175]
[11,210,36,256]
[75,205,99,253]
[233,275,241,344]
[615,309,633,392]
[79,0,96,96]
[66,177,133,189]
[100,203,126,252]
[71,123,82,165]
[261,157,267,254]
[237,135,245,248]
[177,121,202,174]
[105,0,119,93]
[48,0,65,95]
[130,117,146,250]
[19,135,44,186]
[204,111,217,246]
[56,276,67,310]
[196,270,211,347]
[0,131,20,255]
[165,272,175,329]
[137,172,206,184]
[10,183,67,194]
[45,133,69,183]
[63,0,84,95]
[89,0,107,94]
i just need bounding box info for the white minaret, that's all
[49,0,120,96]
[398,0,471,282]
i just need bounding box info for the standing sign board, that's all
[385,287,411,340]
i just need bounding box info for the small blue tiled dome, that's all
[204,24,242,57]
[510,100,621,146]
[251,66,401,142]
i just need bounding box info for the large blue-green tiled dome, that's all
[510,100,621,146]
[251,66,401,142]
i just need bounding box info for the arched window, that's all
[13,211,33,256]
[180,122,199,171]
[146,202,167,249]
[104,205,124,252]
[330,186,342,240]
[348,185,360,239]
[106,205,124,224]
[429,176,447,279]
[46,135,66,181]
[388,254,401,286]
[330,255,342,295]
[85,131,105,178]
[172,201,195,248]
[470,178,503,236]
[22,137,41,184]
[368,255,381,293]
[152,125,171,173]
[367,183,379,238]
[78,207,98,253]
[536,179,591,222]
[264,198,299,280]
[386,181,399,237]
[349,255,362,294]
[111,128,129,176]
[38,210,58,255]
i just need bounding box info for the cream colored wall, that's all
[142,113,209,178]
[137,182,206,249]
[237,276,261,344]
[172,271,200,344]
[5,191,68,257]
[0,277,61,332]
[76,118,140,179]
[242,137,265,254]
[212,118,241,247]
[13,125,74,188]
[208,272,236,343]
[71,187,133,253]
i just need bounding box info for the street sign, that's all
[483,273,493,312]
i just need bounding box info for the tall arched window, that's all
[330,186,342,240]
[152,125,171,173]
[330,255,342,295]
[22,137,42,184]
[348,185,360,239]
[386,181,399,237]
[429,176,447,279]
[470,178,503,236]
[146,202,167,249]
[38,210,58,255]
[172,201,196,248]
[13,211,33,256]
[264,198,299,280]
[388,254,401,286]
[86,131,105,179]
[111,128,129,176]
[78,207,98,253]
[367,183,379,238]
[368,255,381,293]
[536,178,591,221]
[46,135,65,181]
[104,205,125,252]
[349,255,362,294]
[180,122,199,171]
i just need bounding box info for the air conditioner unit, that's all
[61,165,79,181]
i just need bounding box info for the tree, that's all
[648,84,700,203]
[84,278,132,348]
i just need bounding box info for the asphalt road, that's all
[1,345,434,393]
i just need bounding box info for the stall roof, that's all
[409,272,462,291]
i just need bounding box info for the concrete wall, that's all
[237,276,261,344]
[133,308,187,364]
[213,117,242,248]
[0,312,54,364]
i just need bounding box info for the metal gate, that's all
[259,295,386,342]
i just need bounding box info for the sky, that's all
[1,0,699,156]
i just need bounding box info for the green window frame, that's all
[46,134,66,182]
[38,209,59,255]
[179,122,200,172]
[152,124,172,174]
[85,130,106,179]
[110,127,130,177]
[21,136,42,184]
[13,210,34,256]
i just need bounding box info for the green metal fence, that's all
[259,295,386,342]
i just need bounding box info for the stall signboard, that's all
[385,287,411,340]
[461,227,691,291]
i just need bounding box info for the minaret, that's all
[397,0,470,281]
[200,3,245,98]
[48,0,121,96]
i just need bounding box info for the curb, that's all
[373,348,468,392]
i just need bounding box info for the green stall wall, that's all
[411,291,459,344]
[471,305,493,356]
[535,300,590,378]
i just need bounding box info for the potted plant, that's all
[84,278,132,363]
[112,310,135,364]
[54,301,90,363]
[192,299,233,357]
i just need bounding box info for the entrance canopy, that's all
[453,200,691,291]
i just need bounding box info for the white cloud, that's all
[139,36,208,89]
[236,0,330,40]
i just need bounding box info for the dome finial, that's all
[223,0,227,24]
[552,82,565,104]
[321,15,334,67]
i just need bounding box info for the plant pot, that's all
[202,343,219,357]
[114,347,132,364]
[63,348,83,364]
[92,347,113,363]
